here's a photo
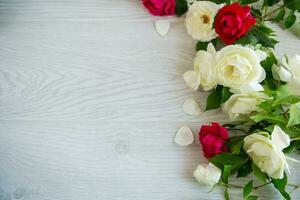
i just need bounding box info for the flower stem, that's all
[227,128,248,135]
[253,182,271,189]
[220,183,244,189]
[291,137,300,141]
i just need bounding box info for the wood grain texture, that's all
[0,0,299,199]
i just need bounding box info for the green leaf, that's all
[224,188,230,200]
[237,161,253,178]
[272,8,285,23]
[240,0,259,4]
[221,87,232,104]
[196,41,209,51]
[251,25,278,48]
[288,103,300,127]
[210,153,248,171]
[284,10,296,29]
[222,165,231,184]
[252,163,268,183]
[251,7,262,18]
[263,0,280,6]
[210,0,230,4]
[175,0,188,16]
[196,39,217,51]
[271,173,291,200]
[247,196,258,200]
[283,140,300,154]
[274,95,300,105]
[257,101,273,112]
[234,32,259,46]
[261,51,278,71]
[284,0,300,12]
[251,113,287,126]
[243,181,253,199]
[223,121,248,128]
[205,86,232,111]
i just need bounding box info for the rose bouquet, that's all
[142,0,300,199]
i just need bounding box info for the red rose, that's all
[215,3,256,45]
[142,0,176,16]
[199,122,229,158]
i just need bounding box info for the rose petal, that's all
[183,71,200,90]
[182,98,202,115]
[271,126,290,151]
[175,126,194,146]
[155,19,170,37]
[255,50,267,61]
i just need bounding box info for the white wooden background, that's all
[0,0,299,199]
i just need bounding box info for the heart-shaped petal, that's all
[175,126,194,146]
[155,19,170,37]
[183,71,200,90]
[182,98,202,115]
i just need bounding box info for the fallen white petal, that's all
[155,19,170,37]
[175,126,194,146]
[182,98,202,115]
[183,71,200,90]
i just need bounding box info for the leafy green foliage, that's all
[288,103,300,126]
[271,173,291,200]
[252,163,268,183]
[243,181,253,200]
[222,165,231,184]
[237,161,253,178]
[210,153,248,171]
[196,39,217,51]
[250,25,278,48]
[240,0,260,5]
[210,0,230,4]
[175,0,188,16]
[251,113,287,126]
[205,85,232,111]
[226,136,244,155]
[284,10,296,29]
[272,8,285,23]
[224,188,230,200]
[263,0,281,6]
[283,140,300,154]
[284,0,300,12]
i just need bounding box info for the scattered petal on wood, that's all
[175,126,194,146]
[182,98,202,115]
[183,71,200,90]
[155,19,170,37]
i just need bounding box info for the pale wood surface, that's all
[0,1,299,199]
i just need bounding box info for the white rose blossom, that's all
[183,43,217,91]
[223,92,270,121]
[243,126,290,179]
[183,44,267,93]
[215,45,267,93]
[272,55,300,95]
[185,1,220,42]
[193,163,221,186]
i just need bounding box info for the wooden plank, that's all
[0,21,227,122]
[0,121,299,199]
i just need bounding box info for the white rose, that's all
[215,45,267,93]
[193,163,221,186]
[272,55,300,95]
[223,92,270,121]
[185,1,220,42]
[243,126,290,179]
[183,43,217,91]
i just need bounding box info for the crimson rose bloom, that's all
[199,122,229,158]
[215,3,256,44]
[142,0,176,16]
